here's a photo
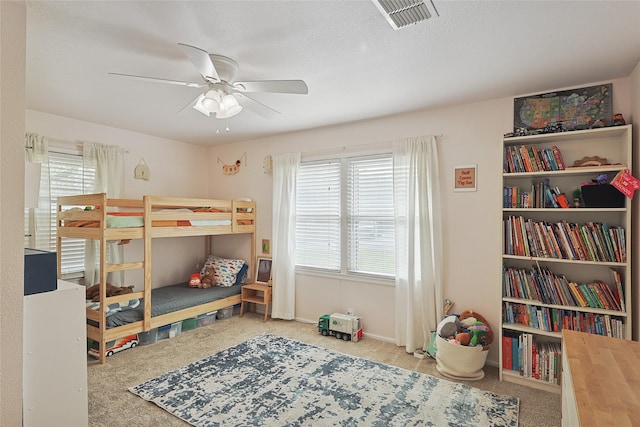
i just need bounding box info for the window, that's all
[24,144,95,278]
[295,154,395,279]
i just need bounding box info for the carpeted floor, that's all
[87,312,561,426]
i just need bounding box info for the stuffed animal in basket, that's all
[468,322,489,347]
[200,267,215,289]
[459,309,494,347]
[437,315,461,339]
[85,283,134,302]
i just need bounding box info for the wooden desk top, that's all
[563,330,640,426]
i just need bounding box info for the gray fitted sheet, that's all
[106,282,241,328]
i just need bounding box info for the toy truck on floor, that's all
[318,313,363,342]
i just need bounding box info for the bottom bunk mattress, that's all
[104,282,242,328]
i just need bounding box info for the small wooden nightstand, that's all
[240,283,272,322]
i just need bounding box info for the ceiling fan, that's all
[109,43,308,119]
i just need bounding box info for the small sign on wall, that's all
[454,164,477,192]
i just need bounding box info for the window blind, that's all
[346,155,395,277]
[295,154,395,279]
[24,148,95,276]
[296,160,341,271]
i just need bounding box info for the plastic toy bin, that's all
[158,322,182,340]
[138,328,158,346]
[217,306,233,319]
[182,318,197,331]
[196,311,218,327]
[435,335,489,381]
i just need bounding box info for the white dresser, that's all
[23,280,88,426]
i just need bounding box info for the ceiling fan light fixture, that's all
[192,94,211,116]
[222,94,240,109]
[200,89,222,113]
[215,94,243,119]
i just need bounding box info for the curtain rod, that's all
[300,134,443,158]
[26,137,129,153]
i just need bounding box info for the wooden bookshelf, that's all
[500,125,632,391]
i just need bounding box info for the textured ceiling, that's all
[25,1,640,146]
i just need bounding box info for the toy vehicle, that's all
[88,334,139,358]
[318,313,363,342]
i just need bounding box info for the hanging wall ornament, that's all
[218,152,246,175]
[263,155,273,175]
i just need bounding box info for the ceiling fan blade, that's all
[177,43,220,82]
[232,91,281,119]
[233,80,308,94]
[108,72,205,88]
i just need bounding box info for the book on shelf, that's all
[503,216,626,262]
[503,145,566,173]
[502,333,561,384]
[568,282,588,307]
[551,146,566,170]
[504,263,624,312]
[503,181,571,209]
[578,283,599,309]
[610,269,625,312]
[503,301,626,339]
[531,146,544,171]
[502,335,513,370]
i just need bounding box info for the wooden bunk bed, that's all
[56,193,256,364]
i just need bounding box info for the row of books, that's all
[504,145,566,173]
[503,302,626,338]
[502,265,625,311]
[504,216,626,263]
[503,179,570,209]
[502,332,560,384]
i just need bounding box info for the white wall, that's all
[209,77,632,364]
[26,110,223,288]
[0,2,26,425]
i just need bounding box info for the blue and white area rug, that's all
[130,333,519,426]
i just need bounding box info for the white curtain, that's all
[83,142,125,286]
[271,153,301,320]
[393,135,443,353]
[24,133,49,249]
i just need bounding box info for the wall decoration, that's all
[261,239,270,255]
[255,257,272,285]
[263,155,273,175]
[218,153,246,175]
[134,159,150,181]
[513,83,612,134]
[454,164,477,192]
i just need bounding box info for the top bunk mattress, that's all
[65,211,232,228]
[105,282,242,328]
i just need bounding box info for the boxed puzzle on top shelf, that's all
[506,83,621,138]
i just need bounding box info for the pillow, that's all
[202,255,245,287]
[234,263,249,286]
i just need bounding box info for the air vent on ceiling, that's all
[372,0,439,30]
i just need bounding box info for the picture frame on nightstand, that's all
[255,257,272,285]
